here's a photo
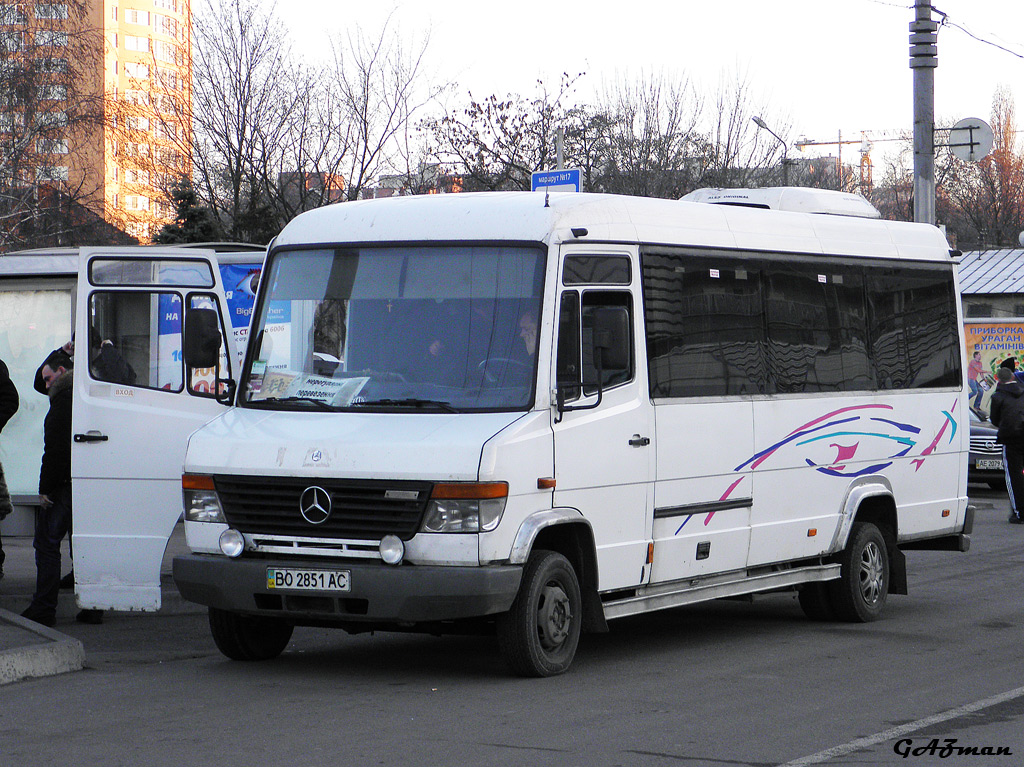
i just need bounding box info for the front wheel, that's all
[497,550,582,677]
[828,522,889,622]
[208,607,294,661]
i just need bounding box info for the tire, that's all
[208,607,294,661]
[798,582,836,621]
[497,550,582,677]
[988,480,1005,490]
[828,522,889,622]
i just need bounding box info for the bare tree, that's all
[590,71,704,197]
[698,71,787,189]
[328,15,440,200]
[183,0,302,241]
[940,88,1024,248]
[0,1,109,250]
[422,74,582,191]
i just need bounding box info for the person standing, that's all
[0,357,19,581]
[21,351,102,624]
[989,365,1024,525]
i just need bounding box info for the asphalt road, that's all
[2,486,1021,767]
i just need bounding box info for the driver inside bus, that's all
[518,310,538,358]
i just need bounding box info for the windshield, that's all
[241,245,546,412]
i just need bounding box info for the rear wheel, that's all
[828,522,889,622]
[208,607,294,661]
[497,550,582,677]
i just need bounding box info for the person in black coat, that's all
[988,365,1024,524]
[32,341,73,396]
[0,358,19,580]
[21,352,75,625]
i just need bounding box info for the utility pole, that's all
[910,0,938,224]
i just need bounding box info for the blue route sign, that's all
[531,168,583,192]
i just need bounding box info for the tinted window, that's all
[644,252,766,397]
[563,256,631,285]
[764,264,872,393]
[866,266,961,388]
[642,249,960,398]
[90,258,214,287]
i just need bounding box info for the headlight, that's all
[183,474,226,523]
[421,482,508,533]
[379,534,405,565]
[219,528,245,558]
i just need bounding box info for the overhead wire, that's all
[864,0,1024,60]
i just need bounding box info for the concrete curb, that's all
[0,608,85,686]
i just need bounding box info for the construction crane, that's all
[793,130,911,192]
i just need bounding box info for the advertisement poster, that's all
[220,262,264,361]
[963,322,1024,410]
[154,261,264,391]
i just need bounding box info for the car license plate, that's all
[976,459,1003,470]
[266,568,350,592]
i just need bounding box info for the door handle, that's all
[628,434,650,447]
[74,432,109,443]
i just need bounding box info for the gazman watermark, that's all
[894,738,1012,758]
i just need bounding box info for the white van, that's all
[0,244,263,609]
[172,191,971,676]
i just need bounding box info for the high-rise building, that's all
[0,0,191,245]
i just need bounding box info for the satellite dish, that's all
[1018,230,1024,247]
[949,117,994,162]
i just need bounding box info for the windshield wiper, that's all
[352,397,458,413]
[255,396,337,411]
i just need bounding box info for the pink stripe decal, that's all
[706,476,745,526]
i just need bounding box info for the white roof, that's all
[958,249,1024,295]
[273,191,952,262]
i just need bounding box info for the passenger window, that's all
[185,293,232,397]
[88,291,180,391]
[563,256,631,285]
[556,290,634,400]
[557,292,581,401]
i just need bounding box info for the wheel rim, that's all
[859,541,885,605]
[536,581,572,651]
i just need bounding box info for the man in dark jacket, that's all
[0,357,19,580]
[989,365,1024,524]
[21,352,76,625]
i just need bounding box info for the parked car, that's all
[969,407,1004,488]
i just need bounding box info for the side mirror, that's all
[183,307,221,369]
[556,306,631,421]
[590,306,630,370]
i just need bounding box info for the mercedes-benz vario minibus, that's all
[172,191,972,676]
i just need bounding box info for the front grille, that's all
[970,437,1001,456]
[214,475,433,540]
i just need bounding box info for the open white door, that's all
[71,248,236,610]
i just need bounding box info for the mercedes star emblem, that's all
[299,486,332,525]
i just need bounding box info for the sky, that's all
[284,0,1024,162]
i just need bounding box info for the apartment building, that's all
[0,0,191,244]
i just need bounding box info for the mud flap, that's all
[889,545,908,595]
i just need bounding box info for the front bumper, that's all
[172,553,523,625]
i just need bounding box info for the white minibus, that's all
[173,191,971,676]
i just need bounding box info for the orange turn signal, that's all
[430,482,508,500]
[183,474,215,491]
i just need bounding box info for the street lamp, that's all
[752,116,789,186]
